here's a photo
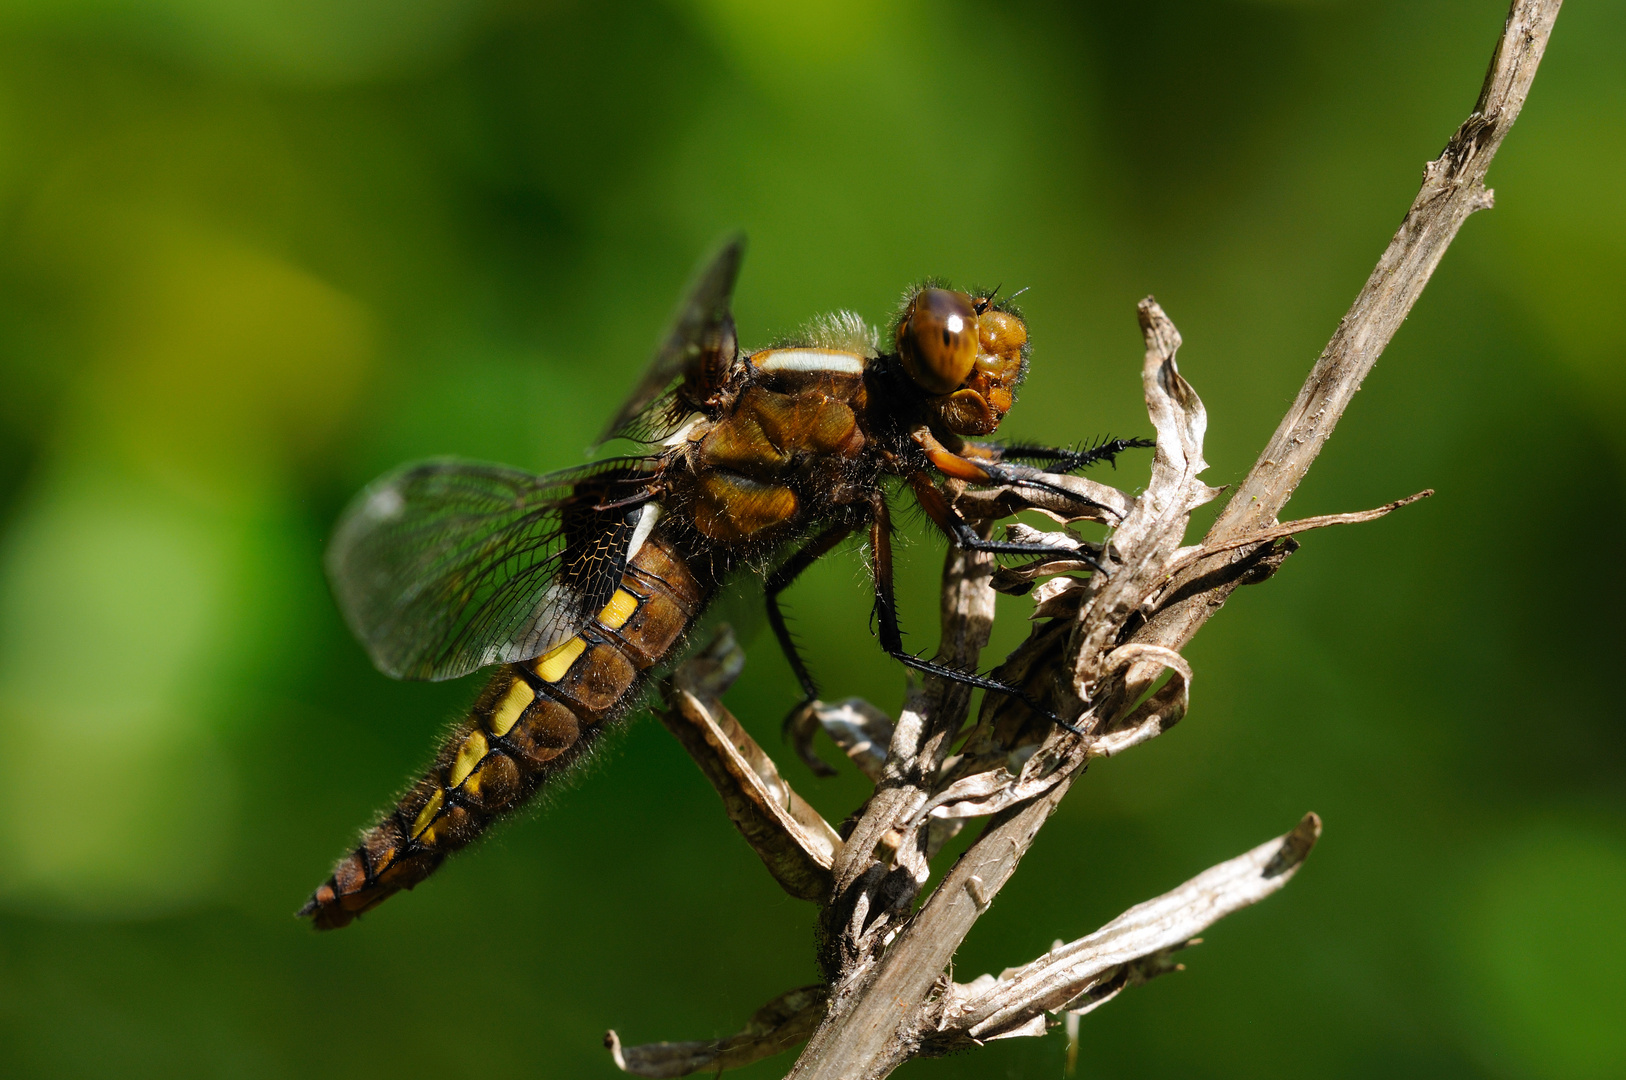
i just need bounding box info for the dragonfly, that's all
[301,237,1148,929]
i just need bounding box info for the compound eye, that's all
[897,288,978,395]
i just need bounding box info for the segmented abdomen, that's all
[301,529,706,930]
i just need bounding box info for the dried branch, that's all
[609,3,1561,1077]
[923,813,1321,1051]
[606,986,830,1079]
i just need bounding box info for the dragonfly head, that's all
[895,287,1029,436]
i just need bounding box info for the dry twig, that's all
[605,3,1562,1076]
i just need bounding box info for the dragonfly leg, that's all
[913,428,1140,521]
[907,471,1108,574]
[868,494,1083,735]
[967,436,1155,474]
[766,521,858,730]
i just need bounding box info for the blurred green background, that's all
[0,0,1620,1077]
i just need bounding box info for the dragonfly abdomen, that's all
[301,526,706,930]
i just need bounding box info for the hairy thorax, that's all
[676,362,873,543]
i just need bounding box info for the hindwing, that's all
[326,458,659,682]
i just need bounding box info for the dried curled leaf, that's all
[1003,522,1087,553]
[914,743,1063,825]
[953,470,1135,526]
[1069,299,1222,702]
[923,813,1322,1050]
[606,985,829,1078]
[1089,644,1191,758]
[811,698,895,783]
[657,631,841,902]
[1141,489,1435,612]
[1029,575,1090,619]
[671,622,746,698]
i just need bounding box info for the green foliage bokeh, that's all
[0,1,1621,1077]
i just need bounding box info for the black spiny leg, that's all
[968,439,1156,522]
[907,472,1109,574]
[988,436,1156,473]
[767,522,857,728]
[867,494,1083,734]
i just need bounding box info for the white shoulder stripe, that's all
[625,502,661,562]
[751,348,867,375]
[661,413,704,447]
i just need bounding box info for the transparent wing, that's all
[326,458,658,682]
[598,233,746,445]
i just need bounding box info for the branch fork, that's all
[605,3,1561,1075]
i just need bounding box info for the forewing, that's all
[326,458,654,682]
[598,233,745,444]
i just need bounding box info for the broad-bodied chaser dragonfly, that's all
[302,238,1146,929]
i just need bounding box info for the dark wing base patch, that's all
[598,234,745,446]
[326,458,660,682]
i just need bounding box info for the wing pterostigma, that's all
[326,458,659,682]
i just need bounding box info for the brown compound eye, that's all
[897,288,979,395]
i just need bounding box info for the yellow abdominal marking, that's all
[534,637,586,682]
[411,789,445,840]
[597,589,639,631]
[448,730,488,789]
[488,679,533,737]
